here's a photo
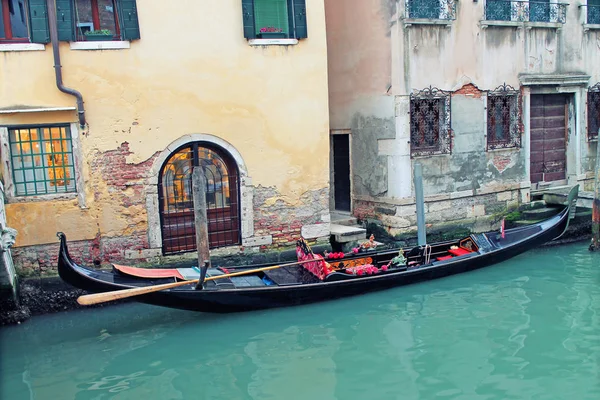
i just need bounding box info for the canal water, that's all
[1,242,599,399]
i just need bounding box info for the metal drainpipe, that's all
[46,0,86,128]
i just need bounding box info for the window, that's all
[588,0,600,24]
[406,0,457,20]
[486,84,522,150]
[0,0,49,43]
[409,87,452,157]
[56,0,140,42]
[484,0,568,23]
[8,125,76,196]
[242,0,307,40]
[588,83,600,141]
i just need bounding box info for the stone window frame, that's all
[409,86,452,158]
[0,123,86,206]
[485,83,523,151]
[145,134,260,251]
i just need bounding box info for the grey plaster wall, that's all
[416,95,526,196]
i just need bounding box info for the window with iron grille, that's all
[587,0,600,24]
[486,84,522,150]
[589,83,600,141]
[7,125,77,196]
[406,0,457,20]
[409,86,452,157]
[484,0,568,24]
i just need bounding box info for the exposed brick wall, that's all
[354,200,378,221]
[12,233,147,275]
[253,186,329,249]
[453,83,482,98]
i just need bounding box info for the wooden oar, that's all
[76,258,329,306]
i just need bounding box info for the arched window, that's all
[158,142,240,255]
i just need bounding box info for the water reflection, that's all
[1,242,599,399]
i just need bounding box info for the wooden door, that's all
[159,144,240,255]
[530,94,567,184]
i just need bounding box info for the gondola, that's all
[57,185,578,313]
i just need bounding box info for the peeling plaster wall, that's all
[327,0,598,230]
[0,0,330,268]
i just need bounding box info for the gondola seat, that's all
[448,247,472,256]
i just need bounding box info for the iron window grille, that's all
[588,83,600,141]
[580,2,600,25]
[484,0,569,24]
[405,0,457,20]
[409,86,452,158]
[486,83,522,150]
[8,125,77,196]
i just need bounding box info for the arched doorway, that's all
[158,142,241,255]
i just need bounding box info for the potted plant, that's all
[84,29,114,41]
[258,26,286,39]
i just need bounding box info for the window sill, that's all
[583,23,600,32]
[480,20,563,29]
[69,41,130,50]
[404,19,454,28]
[6,192,78,204]
[486,146,521,153]
[0,43,45,52]
[248,38,299,46]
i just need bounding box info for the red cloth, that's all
[436,255,453,261]
[448,248,472,256]
[113,264,185,280]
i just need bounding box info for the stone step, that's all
[521,207,560,221]
[329,223,367,243]
[330,211,358,226]
[542,187,593,209]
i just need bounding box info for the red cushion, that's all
[436,255,453,261]
[448,248,471,256]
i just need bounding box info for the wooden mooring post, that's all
[192,168,210,287]
[591,134,600,252]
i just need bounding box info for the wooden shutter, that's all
[117,0,140,40]
[56,0,74,41]
[292,0,307,39]
[28,0,50,43]
[242,0,256,39]
[0,2,4,39]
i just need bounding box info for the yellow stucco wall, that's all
[0,0,330,247]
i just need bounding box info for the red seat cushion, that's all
[448,248,472,256]
[436,255,453,261]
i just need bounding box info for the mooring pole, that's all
[591,131,600,252]
[414,162,427,246]
[192,168,211,286]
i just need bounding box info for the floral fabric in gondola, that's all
[296,238,335,280]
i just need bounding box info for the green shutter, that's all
[255,0,289,38]
[0,2,4,39]
[242,0,256,39]
[117,0,140,40]
[28,0,50,43]
[56,0,74,41]
[292,0,307,39]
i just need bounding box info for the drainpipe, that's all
[46,0,86,128]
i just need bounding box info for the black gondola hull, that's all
[56,199,573,313]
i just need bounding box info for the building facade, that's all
[0,0,331,272]
[326,0,599,236]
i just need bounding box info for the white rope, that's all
[424,244,431,264]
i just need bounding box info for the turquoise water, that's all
[1,242,599,400]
